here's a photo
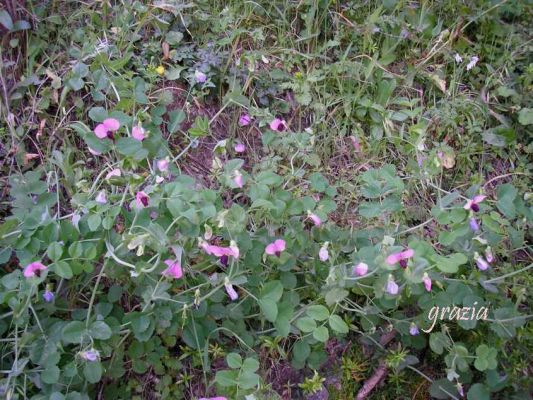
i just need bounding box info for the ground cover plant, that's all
[0,0,532,399]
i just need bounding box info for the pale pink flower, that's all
[95,190,107,204]
[265,239,286,257]
[106,168,122,180]
[224,281,238,301]
[269,118,287,132]
[162,259,183,279]
[319,243,329,262]
[464,195,486,212]
[466,55,479,71]
[353,262,368,276]
[132,126,145,141]
[233,170,243,188]
[103,118,120,131]
[238,114,251,126]
[307,211,321,226]
[195,70,207,83]
[386,276,399,295]
[422,273,432,292]
[386,248,414,268]
[94,124,109,139]
[94,118,120,139]
[23,262,47,278]
[157,158,169,172]
[234,143,246,153]
[155,176,165,184]
[135,191,149,208]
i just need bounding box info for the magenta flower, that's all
[199,397,227,400]
[135,191,150,208]
[157,158,169,172]
[474,252,489,271]
[265,239,286,257]
[422,273,432,292]
[162,259,183,279]
[319,242,329,262]
[80,349,100,362]
[464,195,486,212]
[132,126,145,141]
[106,168,121,180]
[195,70,207,83]
[238,114,251,127]
[23,262,47,278]
[469,217,479,232]
[307,211,321,227]
[234,143,246,153]
[485,247,494,263]
[95,190,107,204]
[409,323,419,336]
[386,248,414,268]
[94,118,120,139]
[353,262,368,276]
[224,280,238,301]
[385,275,399,295]
[269,118,287,132]
[201,241,240,259]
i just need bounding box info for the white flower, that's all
[95,190,107,204]
[466,56,479,71]
[454,53,463,63]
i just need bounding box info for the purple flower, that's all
[409,323,419,336]
[464,195,486,212]
[386,276,399,295]
[195,70,207,83]
[469,217,479,232]
[319,243,329,262]
[474,252,489,271]
[95,190,107,204]
[234,143,246,153]
[135,191,150,208]
[80,349,100,362]
[43,290,54,303]
[224,280,238,301]
[238,114,251,126]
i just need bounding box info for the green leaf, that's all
[429,378,459,399]
[53,261,73,279]
[292,340,310,362]
[88,107,108,122]
[84,362,102,383]
[226,353,242,369]
[313,326,329,342]
[115,138,149,160]
[518,108,533,125]
[324,288,348,306]
[429,332,450,355]
[62,321,87,344]
[260,280,284,301]
[432,253,467,274]
[0,10,14,31]
[188,116,209,137]
[296,317,317,333]
[306,305,329,321]
[329,315,349,334]
[87,214,101,231]
[258,298,278,322]
[496,183,517,218]
[166,31,183,44]
[41,365,60,384]
[215,370,238,387]
[90,321,112,340]
[47,242,63,262]
[167,110,186,134]
[467,384,490,400]
[242,357,260,372]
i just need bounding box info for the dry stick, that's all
[356,330,397,399]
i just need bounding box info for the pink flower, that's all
[233,170,243,188]
[200,397,227,400]
[201,242,240,259]
[106,168,122,180]
[23,262,47,278]
[95,190,107,204]
[238,114,251,126]
[422,273,432,292]
[386,276,399,295]
[157,158,169,172]
[474,253,489,271]
[319,243,329,262]
[353,262,368,276]
[162,259,183,279]
[265,239,286,257]
[464,195,486,212]
[234,143,246,153]
[195,70,207,83]
[269,118,287,132]
[94,118,120,139]
[132,126,145,141]
[386,248,414,268]
[307,212,321,226]
[135,191,149,208]
[225,281,238,301]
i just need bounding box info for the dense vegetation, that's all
[0,1,531,399]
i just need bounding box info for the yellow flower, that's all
[156,65,165,75]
